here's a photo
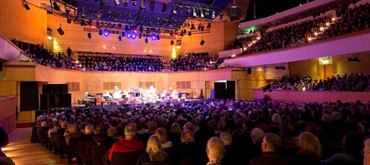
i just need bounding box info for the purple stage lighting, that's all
[127,34,132,38]
[151,35,157,40]
[132,34,136,38]
[103,30,110,36]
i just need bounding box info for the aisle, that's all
[2,128,69,165]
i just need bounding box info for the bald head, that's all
[206,137,225,162]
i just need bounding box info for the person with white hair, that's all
[206,137,225,165]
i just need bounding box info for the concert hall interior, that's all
[0,0,370,165]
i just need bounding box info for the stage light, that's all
[140,0,145,9]
[200,39,205,46]
[144,37,148,43]
[103,30,110,36]
[123,0,128,6]
[212,10,215,18]
[53,1,61,11]
[150,0,155,11]
[118,35,122,41]
[161,3,167,12]
[24,2,31,10]
[114,0,120,6]
[47,35,52,40]
[200,9,204,17]
[192,7,197,16]
[87,32,92,39]
[132,0,137,6]
[127,33,131,38]
[172,5,178,14]
[132,34,136,38]
[57,24,64,36]
[151,35,157,40]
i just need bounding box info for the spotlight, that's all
[132,34,136,38]
[200,39,205,45]
[172,5,177,14]
[103,30,110,36]
[140,0,145,9]
[132,0,137,6]
[53,1,61,11]
[200,9,204,17]
[212,10,216,19]
[24,2,31,10]
[57,24,64,36]
[192,7,197,16]
[170,40,174,45]
[144,37,148,43]
[151,35,157,40]
[87,32,92,39]
[150,0,155,11]
[123,0,128,6]
[161,3,167,12]
[118,35,122,41]
[114,0,120,6]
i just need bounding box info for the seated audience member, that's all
[136,135,170,165]
[155,127,173,150]
[206,137,225,165]
[321,131,363,165]
[169,122,183,147]
[220,132,235,165]
[250,128,265,157]
[173,130,199,163]
[64,124,82,146]
[248,133,287,165]
[108,123,144,161]
[291,132,321,165]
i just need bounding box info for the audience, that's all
[263,73,370,92]
[169,52,211,71]
[30,97,370,165]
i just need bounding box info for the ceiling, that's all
[72,0,232,30]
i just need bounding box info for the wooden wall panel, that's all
[0,97,16,134]
[0,0,47,43]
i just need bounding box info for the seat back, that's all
[179,158,197,165]
[110,150,143,165]
[142,160,174,165]
[90,144,111,165]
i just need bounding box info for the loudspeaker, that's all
[247,67,252,74]
[227,6,241,21]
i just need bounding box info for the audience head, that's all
[206,137,225,162]
[251,128,265,144]
[148,121,158,133]
[67,124,77,133]
[94,125,104,135]
[262,133,282,152]
[181,130,195,143]
[183,122,195,133]
[146,135,168,161]
[272,113,283,124]
[298,132,321,158]
[220,132,232,146]
[364,138,370,165]
[155,127,169,143]
[107,127,117,138]
[124,123,137,138]
[342,131,363,157]
[170,122,182,134]
[85,124,94,135]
